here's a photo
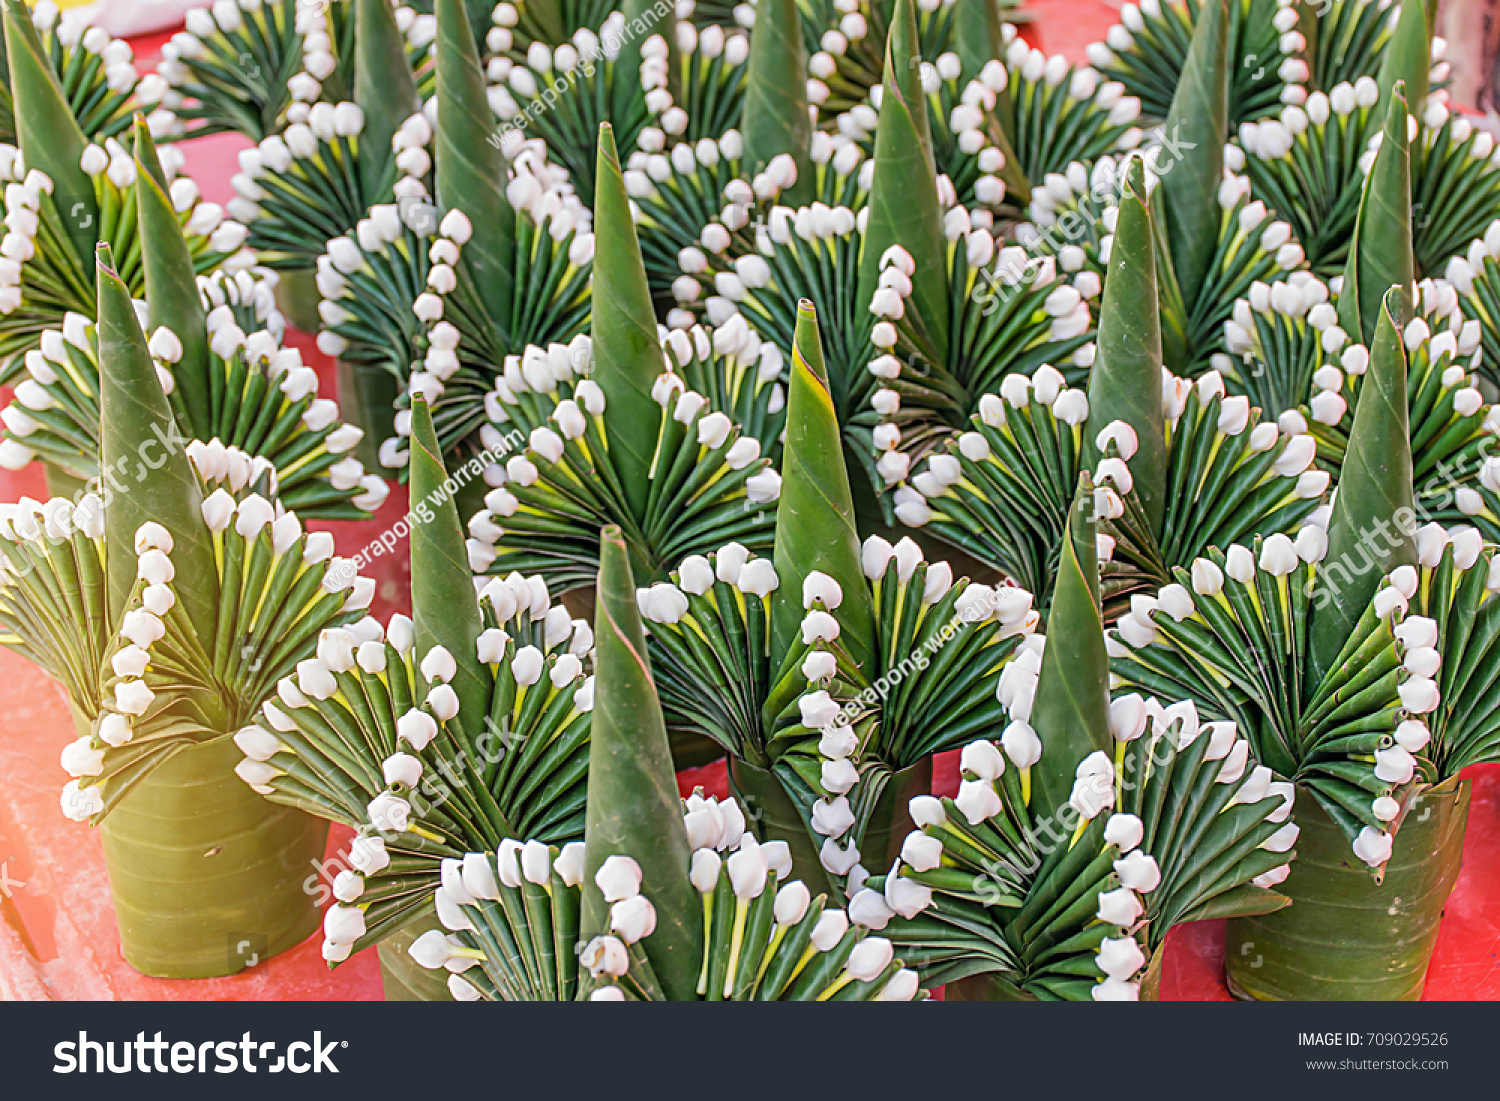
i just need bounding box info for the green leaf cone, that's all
[96,245,216,641]
[408,394,490,727]
[434,0,515,323]
[1337,85,1413,347]
[1375,0,1430,121]
[4,0,95,264]
[739,0,812,207]
[1309,287,1417,683]
[771,301,876,671]
[1026,472,1111,823]
[354,0,421,199]
[581,525,702,1000]
[951,0,1004,84]
[1155,0,1227,319]
[1085,156,1167,539]
[132,116,211,437]
[590,123,666,519]
[856,0,949,365]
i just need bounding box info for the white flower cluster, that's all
[152,0,276,129]
[1091,0,1309,109]
[198,267,285,341]
[867,236,1095,490]
[1113,521,1485,864]
[639,542,779,628]
[227,99,372,226]
[681,802,921,1002]
[423,841,588,998]
[28,2,145,113]
[797,535,1034,887]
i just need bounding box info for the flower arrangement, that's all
[1111,284,1499,999]
[0,117,385,519]
[1,245,372,977]
[408,525,922,1000]
[866,477,1295,1000]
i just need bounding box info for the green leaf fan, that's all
[865,478,1293,999]
[484,7,746,215]
[1236,0,1497,282]
[146,0,309,141]
[408,526,923,1001]
[0,0,142,147]
[231,0,424,280]
[0,246,363,977]
[317,0,594,475]
[1224,273,1500,538]
[239,574,595,963]
[637,301,1033,896]
[0,121,385,519]
[0,108,246,381]
[458,124,780,598]
[800,0,957,118]
[713,0,1098,507]
[893,154,1324,617]
[847,32,1147,227]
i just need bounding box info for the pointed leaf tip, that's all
[408,394,489,728]
[1026,471,1111,823]
[772,301,876,671]
[583,524,702,1000]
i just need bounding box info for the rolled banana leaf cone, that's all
[1226,776,1468,1001]
[770,300,877,672]
[1335,85,1414,348]
[856,0,949,366]
[1085,156,1166,543]
[581,525,703,999]
[3,0,95,266]
[133,115,212,437]
[1024,473,1111,824]
[409,394,489,727]
[739,0,812,208]
[1374,0,1430,122]
[1150,0,1227,372]
[354,0,422,200]
[434,0,516,323]
[100,738,328,978]
[1310,286,1416,683]
[96,248,325,977]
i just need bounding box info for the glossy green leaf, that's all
[580,526,702,1000]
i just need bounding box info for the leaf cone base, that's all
[98,736,328,978]
[1225,777,1469,1001]
[377,915,455,1001]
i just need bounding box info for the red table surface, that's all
[2,0,1497,1001]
